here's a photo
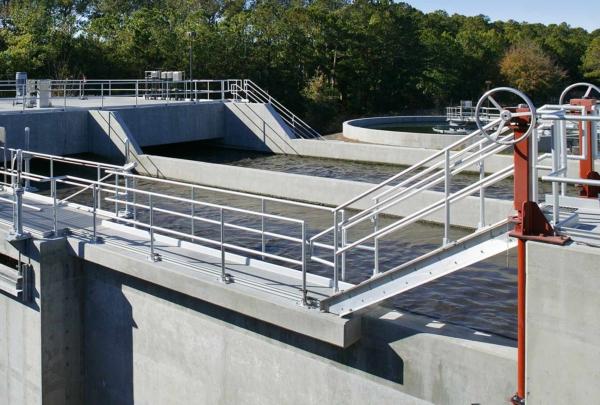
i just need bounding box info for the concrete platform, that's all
[0,96,206,113]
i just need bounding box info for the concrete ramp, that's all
[222,102,300,154]
[88,110,143,162]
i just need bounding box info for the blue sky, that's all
[404,1,600,32]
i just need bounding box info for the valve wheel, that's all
[475,87,537,145]
[559,82,600,105]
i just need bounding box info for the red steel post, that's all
[570,98,599,198]
[509,111,569,405]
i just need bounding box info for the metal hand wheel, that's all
[559,82,600,105]
[475,87,536,145]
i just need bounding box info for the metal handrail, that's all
[230,80,323,140]
[0,151,317,305]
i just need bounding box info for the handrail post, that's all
[135,81,139,107]
[261,199,266,259]
[91,183,98,243]
[11,150,25,239]
[443,149,451,245]
[96,166,101,210]
[63,82,67,110]
[101,83,104,109]
[552,124,560,226]
[478,142,486,228]
[148,194,161,262]
[220,207,226,282]
[191,187,195,235]
[221,80,225,100]
[114,173,119,216]
[332,210,339,293]
[373,198,380,276]
[301,221,308,306]
[341,209,347,282]
[51,178,57,235]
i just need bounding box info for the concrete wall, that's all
[0,223,517,405]
[526,242,600,404]
[343,116,466,149]
[80,261,515,405]
[0,102,225,159]
[221,102,296,153]
[137,154,514,229]
[116,102,224,147]
[0,110,89,155]
[0,238,42,405]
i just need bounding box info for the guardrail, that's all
[0,146,335,305]
[446,105,499,123]
[230,80,323,140]
[0,79,244,110]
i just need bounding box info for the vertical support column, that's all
[443,149,451,245]
[511,119,531,405]
[332,210,339,293]
[261,199,266,259]
[373,199,380,277]
[340,210,346,282]
[571,98,599,198]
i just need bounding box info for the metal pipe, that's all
[149,194,155,260]
[341,210,347,281]
[373,198,380,276]
[443,149,451,245]
[301,221,307,306]
[261,199,266,259]
[92,183,98,242]
[332,210,339,293]
[516,239,526,403]
[220,207,226,282]
[478,141,486,228]
[191,188,195,236]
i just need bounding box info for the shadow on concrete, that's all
[225,102,302,156]
[83,264,135,405]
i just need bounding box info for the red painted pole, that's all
[511,117,530,405]
[571,98,599,198]
[516,239,526,402]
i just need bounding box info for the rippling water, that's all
[146,143,517,200]
[141,144,520,338]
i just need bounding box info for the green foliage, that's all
[582,37,600,80]
[0,0,598,131]
[500,41,566,100]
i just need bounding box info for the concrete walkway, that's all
[0,190,360,347]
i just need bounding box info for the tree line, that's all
[1,0,599,132]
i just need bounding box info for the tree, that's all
[500,41,566,100]
[582,37,600,81]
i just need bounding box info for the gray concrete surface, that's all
[0,238,42,405]
[0,210,517,405]
[526,241,600,404]
[138,154,515,229]
[221,102,297,153]
[343,116,464,149]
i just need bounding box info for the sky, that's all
[404,0,600,32]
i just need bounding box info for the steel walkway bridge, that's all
[1,83,600,340]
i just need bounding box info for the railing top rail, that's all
[1,146,125,171]
[60,174,306,225]
[333,118,502,211]
[105,170,334,212]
